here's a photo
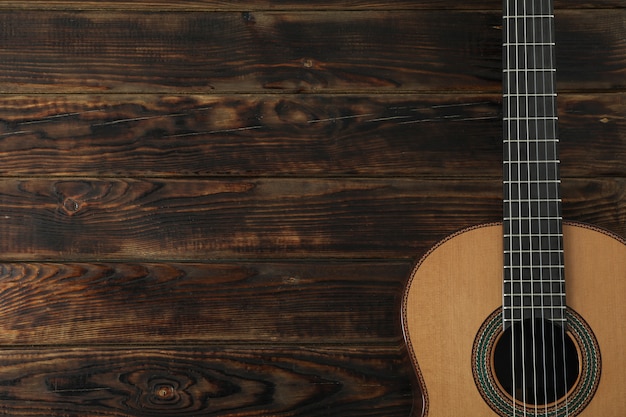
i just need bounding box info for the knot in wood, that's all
[62,198,81,215]
[241,12,256,25]
[146,377,183,406]
[154,383,176,401]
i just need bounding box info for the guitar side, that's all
[402,223,626,417]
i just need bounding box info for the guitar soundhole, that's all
[492,318,579,406]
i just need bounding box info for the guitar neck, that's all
[502,0,565,326]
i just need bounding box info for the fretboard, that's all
[502,0,565,327]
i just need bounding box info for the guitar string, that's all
[504,0,518,414]
[535,0,554,410]
[534,0,553,411]
[521,0,539,412]
[532,0,565,412]
[533,0,569,410]
[539,0,560,411]
[517,0,528,414]
[545,0,570,411]
[505,0,523,410]
[527,0,548,411]
[507,1,569,415]
[506,0,514,411]
[505,0,511,411]
[531,0,552,411]
[508,0,524,413]
[524,0,556,416]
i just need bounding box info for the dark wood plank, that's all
[0,93,623,177]
[0,94,500,177]
[556,10,626,91]
[0,0,621,11]
[0,10,623,93]
[0,261,409,344]
[560,93,626,177]
[0,178,497,261]
[0,177,623,260]
[0,345,413,416]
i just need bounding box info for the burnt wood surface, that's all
[0,0,622,10]
[0,261,410,344]
[0,1,623,416]
[0,346,412,416]
[0,10,623,93]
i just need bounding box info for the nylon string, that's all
[506,0,567,415]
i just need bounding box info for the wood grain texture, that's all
[0,0,622,11]
[0,10,623,93]
[0,94,501,177]
[0,0,622,415]
[0,93,623,177]
[0,346,412,416]
[0,261,409,344]
[0,177,623,261]
[0,177,493,260]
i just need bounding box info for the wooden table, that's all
[0,1,623,415]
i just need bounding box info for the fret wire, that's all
[504,201,562,204]
[503,42,555,46]
[504,138,558,141]
[504,140,558,144]
[506,216,563,221]
[503,160,560,164]
[504,93,557,97]
[504,14,554,18]
[504,68,556,72]
[504,116,558,120]
[503,180,560,184]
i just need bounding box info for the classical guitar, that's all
[401,0,626,416]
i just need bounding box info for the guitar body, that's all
[402,222,626,417]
